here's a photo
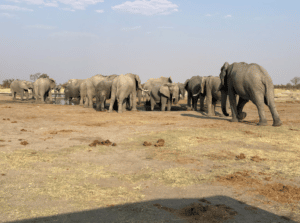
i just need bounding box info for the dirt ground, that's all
[0,92,300,223]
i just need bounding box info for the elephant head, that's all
[17,81,30,90]
[219,62,229,92]
[49,78,56,90]
[25,81,34,90]
[192,76,207,97]
[218,62,230,117]
[134,74,142,91]
[160,83,179,104]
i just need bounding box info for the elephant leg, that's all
[122,99,127,113]
[117,98,124,113]
[206,95,214,116]
[108,93,116,113]
[253,94,267,126]
[199,95,205,111]
[131,92,137,111]
[88,96,93,108]
[102,99,106,111]
[212,100,217,116]
[236,97,249,120]
[187,92,192,107]
[25,90,29,100]
[48,90,53,103]
[20,91,24,101]
[192,96,198,111]
[79,95,84,105]
[167,98,171,111]
[228,91,238,122]
[161,97,167,111]
[12,92,16,100]
[266,98,282,126]
[150,97,156,111]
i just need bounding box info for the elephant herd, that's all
[10,62,283,126]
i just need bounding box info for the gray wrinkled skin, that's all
[219,62,282,126]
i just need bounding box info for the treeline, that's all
[274,83,300,90]
[0,73,50,88]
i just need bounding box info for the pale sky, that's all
[0,0,299,85]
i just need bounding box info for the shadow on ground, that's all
[8,196,294,223]
[181,113,229,122]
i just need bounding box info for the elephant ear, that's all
[221,62,229,73]
[184,79,189,90]
[160,85,170,98]
[200,77,207,94]
[220,62,229,89]
[134,74,142,90]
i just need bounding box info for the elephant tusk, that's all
[193,93,199,97]
[142,89,149,92]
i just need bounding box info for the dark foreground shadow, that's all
[8,196,295,223]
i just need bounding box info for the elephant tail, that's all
[262,76,274,106]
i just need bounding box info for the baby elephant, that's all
[150,83,179,111]
[95,80,114,111]
[194,76,228,116]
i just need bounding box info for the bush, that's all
[2,79,15,88]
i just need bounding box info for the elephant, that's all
[83,74,118,108]
[33,77,56,103]
[64,79,86,105]
[143,77,172,103]
[219,62,282,126]
[193,76,230,116]
[136,83,145,105]
[108,73,143,113]
[184,76,205,111]
[95,79,115,111]
[10,80,34,101]
[177,82,186,100]
[150,83,179,111]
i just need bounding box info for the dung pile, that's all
[89,140,117,147]
[154,139,165,147]
[143,139,165,147]
[143,141,152,146]
[236,153,246,160]
[20,140,29,146]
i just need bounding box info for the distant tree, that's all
[38,73,50,79]
[30,73,41,82]
[2,79,15,88]
[286,83,292,89]
[291,77,300,86]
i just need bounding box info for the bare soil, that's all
[0,94,300,223]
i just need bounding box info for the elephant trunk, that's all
[172,89,179,104]
[221,90,229,116]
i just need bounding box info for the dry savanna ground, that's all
[0,88,300,223]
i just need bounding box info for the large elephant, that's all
[193,76,229,116]
[10,80,34,100]
[219,62,282,126]
[150,83,179,111]
[33,77,56,103]
[177,82,186,100]
[64,79,86,105]
[83,74,118,108]
[143,77,172,102]
[108,73,143,113]
[184,76,205,111]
